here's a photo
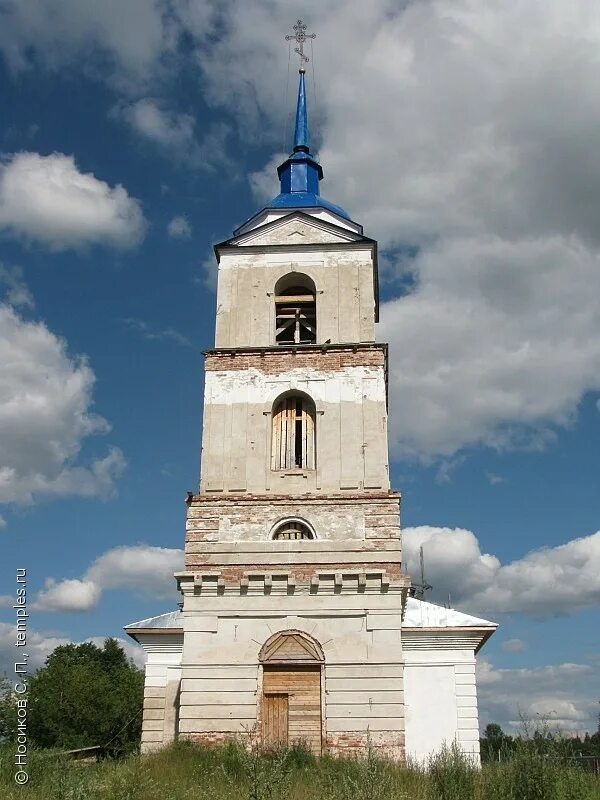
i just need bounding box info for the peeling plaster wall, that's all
[200,359,389,494]
[185,495,401,552]
[215,245,376,348]
[177,610,405,759]
[204,365,386,404]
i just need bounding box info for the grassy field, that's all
[1,739,599,800]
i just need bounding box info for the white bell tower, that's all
[126,22,496,761]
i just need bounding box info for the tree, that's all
[0,677,18,740]
[480,722,514,761]
[27,638,144,755]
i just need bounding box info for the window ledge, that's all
[274,470,314,477]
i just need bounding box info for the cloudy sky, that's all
[0,0,599,734]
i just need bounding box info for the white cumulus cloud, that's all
[85,544,184,597]
[31,578,101,613]
[0,152,146,251]
[32,544,184,613]
[116,99,231,170]
[380,236,600,458]
[478,659,598,733]
[501,638,526,654]
[0,0,178,90]
[0,264,34,309]
[120,99,196,150]
[167,215,192,239]
[0,303,126,508]
[403,526,600,618]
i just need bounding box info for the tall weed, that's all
[427,741,477,800]
[0,736,598,800]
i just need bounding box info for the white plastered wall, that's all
[402,633,482,764]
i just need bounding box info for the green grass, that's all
[0,739,598,800]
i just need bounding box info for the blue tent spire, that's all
[257,68,351,222]
[293,69,309,152]
[234,19,352,228]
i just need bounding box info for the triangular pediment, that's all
[222,212,369,249]
[261,632,323,663]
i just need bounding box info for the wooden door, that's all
[262,693,289,749]
[262,666,321,754]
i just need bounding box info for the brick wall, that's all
[185,493,401,548]
[205,344,386,374]
[326,731,405,760]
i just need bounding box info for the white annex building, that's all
[126,54,496,763]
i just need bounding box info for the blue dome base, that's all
[267,191,351,221]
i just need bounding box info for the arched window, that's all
[272,519,314,540]
[275,273,316,345]
[271,394,316,470]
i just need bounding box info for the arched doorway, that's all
[259,630,324,754]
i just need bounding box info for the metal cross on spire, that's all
[285,19,316,73]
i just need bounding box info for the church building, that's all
[126,47,496,763]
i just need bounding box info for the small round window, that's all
[272,520,314,540]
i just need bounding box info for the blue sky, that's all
[0,1,599,734]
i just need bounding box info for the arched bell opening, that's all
[274,273,317,345]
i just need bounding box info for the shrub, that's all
[427,741,477,800]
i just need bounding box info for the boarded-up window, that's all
[273,520,314,540]
[271,395,316,470]
[275,285,316,344]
